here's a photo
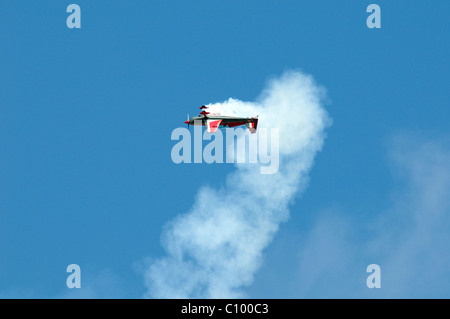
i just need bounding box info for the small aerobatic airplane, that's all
[184,105,259,134]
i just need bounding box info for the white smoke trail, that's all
[143,70,331,298]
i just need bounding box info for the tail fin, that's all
[246,118,258,134]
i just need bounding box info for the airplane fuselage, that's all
[188,115,252,126]
[184,107,258,134]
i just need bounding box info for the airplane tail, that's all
[246,118,258,134]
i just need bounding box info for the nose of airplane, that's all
[184,120,190,124]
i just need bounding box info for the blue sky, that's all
[1,1,449,298]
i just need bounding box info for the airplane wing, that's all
[206,119,222,133]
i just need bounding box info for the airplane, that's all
[184,105,259,134]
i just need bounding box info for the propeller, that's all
[184,113,190,129]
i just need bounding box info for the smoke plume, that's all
[144,70,331,298]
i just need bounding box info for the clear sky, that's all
[1,1,449,298]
